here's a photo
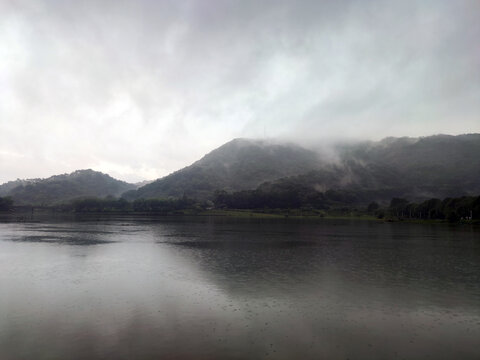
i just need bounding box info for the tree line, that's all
[383,196,480,222]
[213,187,360,210]
[67,196,199,213]
[65,193,480,221]
[2,192,479,222]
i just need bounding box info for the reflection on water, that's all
[0,216,479,359]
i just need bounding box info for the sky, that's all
[1,0,479,183]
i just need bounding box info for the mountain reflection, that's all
[158,218,480,308]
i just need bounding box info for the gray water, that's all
[0,216,479,360]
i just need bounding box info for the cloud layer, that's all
[1,0,479,183]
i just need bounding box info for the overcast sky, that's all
[1,0,479,183]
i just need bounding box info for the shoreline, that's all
[1,208,478,225]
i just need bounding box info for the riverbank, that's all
[3,207,478,225]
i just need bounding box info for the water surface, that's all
[1,216,479,359]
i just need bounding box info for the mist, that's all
[1,0,479,183]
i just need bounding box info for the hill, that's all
[3,169,135,205]
[123,138,322,200]
[128,134,480,205]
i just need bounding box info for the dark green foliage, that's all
[0,197,13,211]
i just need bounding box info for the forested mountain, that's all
[123,138,322,200]
[338,134,480,195]
[331,134,480,202]
[2,169,135,205]
[127,134,480,205]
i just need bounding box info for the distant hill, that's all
[3,169,135,205]
[134,180,154,189]
[127,134,480,204]
[0,179,37,197]
[123,138,322,200]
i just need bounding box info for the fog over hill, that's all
[1,134,478,206]
[125,134,480,204]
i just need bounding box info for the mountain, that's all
[3,169,136,205]
[123,138,322,201]
[128,134,480,204]
[255,134,480,204]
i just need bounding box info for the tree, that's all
[389,198,409,217]
[367,201,379,212]
[0,197,14,211]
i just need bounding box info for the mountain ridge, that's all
[126,133,480,204]
[2,134,479,206]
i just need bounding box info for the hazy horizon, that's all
[1,0,479,183]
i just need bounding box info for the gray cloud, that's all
[1,0,479,183]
